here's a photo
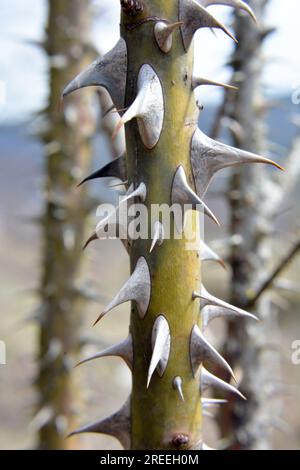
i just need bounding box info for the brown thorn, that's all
[83,232,98,250]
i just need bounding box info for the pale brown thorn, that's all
[83,232,98,250]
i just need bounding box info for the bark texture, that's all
[37,0,95,450]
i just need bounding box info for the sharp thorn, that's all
[201,367,246,400]
[68,398,131,449]
[192,76,238,91]
[93,257,151,325]
[179,0,238,51]
[191,128,283,197]
[77,155,127,187]
[190,324,236,380]
[83,232,98,250]
[201,240,226,269]
[76,335,133,370]
[173,376,185,401]
[150,221,165,253]
[62,39,127,112]
[171,165,220,225]
[199,0,257,24]
[147,315,171,388]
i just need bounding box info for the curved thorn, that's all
[83,232,98,250]
[62,39,127,112]
[191,128,284,197]
[76,335,133,370]
[201,367,246,400]
[190,324,236,380]
[202,304,259,331]
[171,165,220,225]
[147,315,171,388]
[194,285,257,324]
[77,155,127,187]
[68,398,131,449]
[199,0,257,23]
[179,0,237,51]
[201,240,226,269]
[94,257,151,325]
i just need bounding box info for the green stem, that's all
[121,1,202,450]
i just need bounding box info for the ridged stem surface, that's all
[121,1,202,450]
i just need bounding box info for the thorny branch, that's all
[247,238,300,308]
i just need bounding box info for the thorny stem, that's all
[122,1,202,450]
[247,238,300,308]
[37,0,95,449]
[62,0,278,451]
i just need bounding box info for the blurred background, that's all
[0,0,300,450]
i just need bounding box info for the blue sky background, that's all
[0,0,299,124]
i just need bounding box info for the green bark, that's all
[121,1,202,450]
